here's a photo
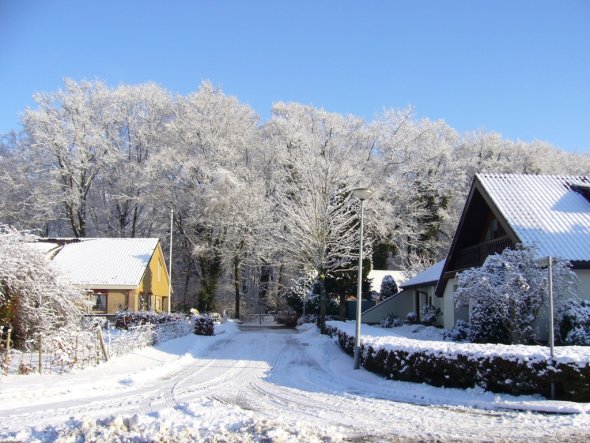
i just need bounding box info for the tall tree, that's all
[23,79,117,237]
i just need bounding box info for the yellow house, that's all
[43,238,172,314]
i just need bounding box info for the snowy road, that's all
[1,323,589,442]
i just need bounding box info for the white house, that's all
[362,262,443,325]
[436,174,590,339]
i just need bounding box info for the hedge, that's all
[325,324,590,402]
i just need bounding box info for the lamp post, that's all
[352,187,373,369]
[538,255,555,399]
[547,256,555,400]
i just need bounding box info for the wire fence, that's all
[1,317,193,376]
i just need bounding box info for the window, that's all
[482,217,506,242]
[91,292,107,311]
[139,292,152,311]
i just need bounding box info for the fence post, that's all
[97,329,109,362]
[3,326,12,375]
[74,334,79,365]
[38,335,42,374]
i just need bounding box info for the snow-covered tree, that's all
[149,82,263,312]
[379,275,398,299]
[0,226,90,348]
[268,103,380,332]
[98,82,173,237]
[23,79,118,237]
[454,245,578,344]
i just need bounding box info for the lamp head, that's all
[351,188,373,201]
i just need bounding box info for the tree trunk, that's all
[318,272,327,334]
[233,257,241,319]
[338,293,347,321]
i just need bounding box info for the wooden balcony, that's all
[452,236,514,271]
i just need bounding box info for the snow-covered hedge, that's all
[326,321,590,402]
[115,311,193,344]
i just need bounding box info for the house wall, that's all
[576,269,590,300]
[442,277,469,329]
[362,284,443,325]
[361,289,414,324]
[429,288,444,327]
[129,290,139,311]
[107,291,128,313]
[443,269,590,341]
[136,243,171,312]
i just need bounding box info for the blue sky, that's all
[1,0,589,152]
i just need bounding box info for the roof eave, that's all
[74,284,138,290]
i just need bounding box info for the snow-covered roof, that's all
[368,270,406,293]
[28,241,62,257]
[477,174,590,262]
[401,260,445,289]
[50,238,160,289]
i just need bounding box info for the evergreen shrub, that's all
[419,306,440,326]
[115,311,187,330]
[194,316,215,336]
[442,320,470,342]
[326,324,590,402]
[557,299,590,345]
[380,314,403,328]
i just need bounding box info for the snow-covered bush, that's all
[419,305,440,326]
[114,311,187,329]
[556,299,590,345]
[406,311,417,324]
[275,311,298,327]
[194,316,215,336]
[380,314,403,328]
[0,226,90,349]
[297,314,317,325]
[114,311,192,343]
[442,320,470,342]
[379,275,398,299]
[326,323,590,402]
[454,245,577,344]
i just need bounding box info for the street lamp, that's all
[352,187,373,369]
[537,255,555,399]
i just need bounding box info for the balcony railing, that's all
[452,236,514,271]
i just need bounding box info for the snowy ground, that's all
[1,321,589,442]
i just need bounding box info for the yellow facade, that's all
[88,242,172,314]
[107,291,129,312]
[134,243,172,313]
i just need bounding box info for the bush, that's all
[115,311,187,330]
[443,320,470,342]
[380,314,402,328]
[297,314,317,325]
[380,275,398,300]
[557,299,590,345]
[0,227,90,349]
[194,316,215,336]
[275,311,298,327]
[419,306,440,326]
[326,323,590,402]
[455,245,577,344]
[406,312,417,324]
